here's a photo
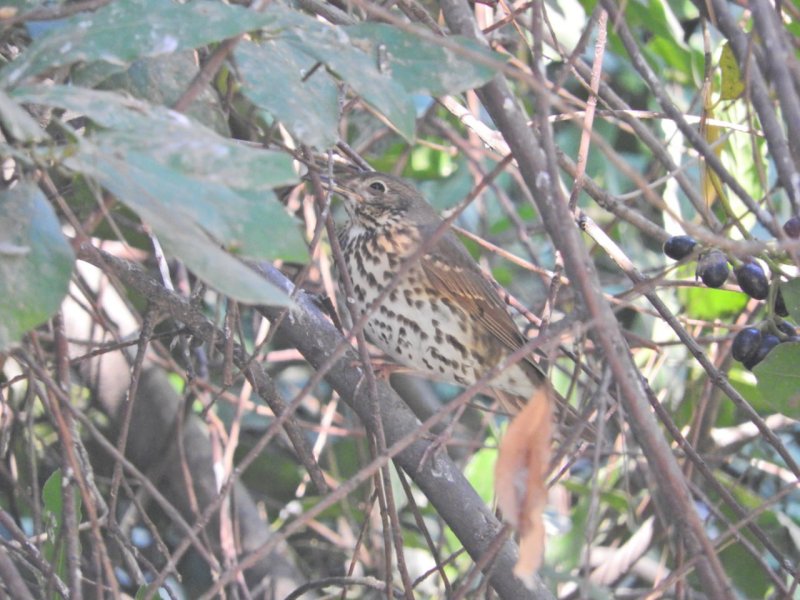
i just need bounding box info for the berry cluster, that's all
[663,216,799,370]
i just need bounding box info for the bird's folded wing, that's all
[420,237,543,380]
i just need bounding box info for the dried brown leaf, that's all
[494,387,552,587]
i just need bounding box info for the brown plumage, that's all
[332,171,544,411]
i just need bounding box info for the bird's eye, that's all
[369,181,387,193]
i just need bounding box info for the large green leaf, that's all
[13,85,305,304]
[64,141,296,306]
[344,23,500,96]
[96,52,231,136]
[12,85,297,190]
[0,183,74,350]
[0,0,278,86]
[236,39,340,148]
[268,9,416,140]
[754,342,800,417]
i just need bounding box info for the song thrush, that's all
[331,171,545,409]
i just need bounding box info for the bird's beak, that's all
[328,179,364,203]
[304,172,364,202]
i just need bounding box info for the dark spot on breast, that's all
[446,335,467,358]
[354,284,366,302]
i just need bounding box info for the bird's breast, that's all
[338,222,536,395]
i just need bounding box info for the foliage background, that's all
[0,0,798,598]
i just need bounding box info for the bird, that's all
[330,170,545,412]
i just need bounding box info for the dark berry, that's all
[775,319,797,337]
[743,334,780,370]
[783,216,800,239]
[731,327,762,363]
[696,250,730,288]
[775,289,789,317]
[663,235,697,260]
[734,262,769,300]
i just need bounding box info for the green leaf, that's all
[97,52,231,136]
[12,85,306,303]
[719,537,770,597]
[463,444,498,504]
[344,23,500,96]
[719,42,745,100]
[713,472,781,598]
[0,89,45,142]
[234,190,309,263]
[753,342,800,417]
[0,0,278,86]
[42,471,65,578]
[63,141,297,306]
[236,39,339,148]
[0,183,74,350]
[780,278,800,323]
[12,85,297,189]
[42,469,82,584]
[42,469,64,518]
[270,9,415,140]
[682,285,749,320]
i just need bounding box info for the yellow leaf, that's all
[701,88,724,207]
[720,42,745,100]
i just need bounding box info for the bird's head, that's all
[330,172,435,229]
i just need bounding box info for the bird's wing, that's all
[419,231,544,379]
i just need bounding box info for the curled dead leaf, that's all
[494,386,552,588]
